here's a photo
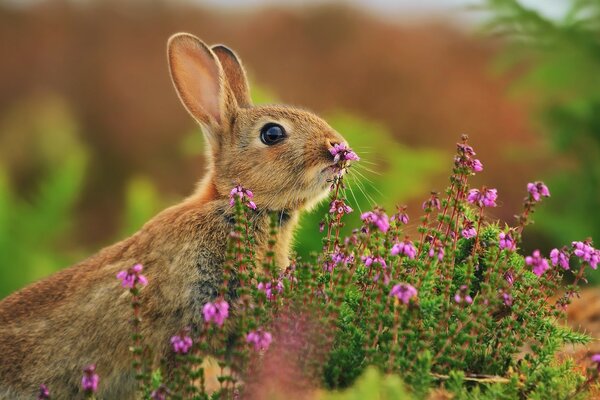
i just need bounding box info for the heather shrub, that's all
[52,136,600,399]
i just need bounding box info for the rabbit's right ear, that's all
[167,33,227,133]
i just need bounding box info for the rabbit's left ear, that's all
[212,45,252,108]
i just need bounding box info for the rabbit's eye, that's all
[260,123,286,145]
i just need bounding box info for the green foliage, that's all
[318,367,411,400]
[483,0,600,282]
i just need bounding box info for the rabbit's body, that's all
[0,34,346,398]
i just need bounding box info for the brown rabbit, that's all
[0,33,349,399]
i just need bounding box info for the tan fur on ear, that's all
[212,45,252,108]
[168,33,225,128]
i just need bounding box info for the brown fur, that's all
[0,33,347,399]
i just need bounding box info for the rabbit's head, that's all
[168,33,350,212]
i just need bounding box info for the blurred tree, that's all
[483,0,600,280]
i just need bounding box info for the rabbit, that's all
[0,33,350,399]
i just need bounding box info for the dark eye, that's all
[260,123,286,145]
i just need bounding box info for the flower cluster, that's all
[467,187,498,208]
[257,280,284,300]
[550,248,570,270]
[116,264,148,289]
[572,241,599,269]
[527,181,550,202]
[499,231,516,251]
[246,329,273,351]
[362,255,387,268]
[229,185,257,210]
[526,250,550,277]
[81,364,99,394]
[170,330,193,354]
[391,239,417,259]
[360,208,390,233]
[330,143,360,164]
[455,142,484,173]
[390,283,418,305]
[202,299,229,327]
[330,199,353,215]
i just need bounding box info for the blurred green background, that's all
[0,0,598,298]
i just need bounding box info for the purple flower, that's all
[457,143,476,157]
[461,226,477,239]
[151,386,169,400]
[527,181,550,202]
[499,232,516,252]
[422,195,441,211]
[38,384,50,400]
[361,255,387,269]
[428,242,444,262]
[81,364,99,393]
[501,292,513,307]
[572,241,599,269]
[454,285,473,305]
[467,188,498,208]
[470,159,483,172]
[592,354,600,370]
[116,263,148,289]
[330,143,360,163]
[257,280,284,300]
[391,239,417,259]
[229,185,257,210]
[202,299,229,327]
[246,329,273,351]
[505,271,515,286]
[329,199,353,215]
[360,209,390,233]
[525,250,550,277]
[550,248,570,270]
[170,331,193,354]
[390,283,418,305]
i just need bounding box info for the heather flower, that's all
[457,143,476,157]
[428,242,444,262]
[202,299,229,327]
[81,364,99,393]
[38,384,50,400]
[257,280,284,300]
[392,206,409,225]
[422,194,441,210]
[229,185,257,210]
[572,241,599,269]
[467,188,498,208]
[319,221,325,232]
[329,199,353,215]
[330,143,360,163]
[361,209,390,233]
[116,263,148,289]
[592,354,600,371]
[527,181,550,202]
[499,232,516,251]
[151,386,169,400]
[391,239,417,259]
[362,255,387,269]
[390,283,418,305]
[461,224,476,239]
[470,159,483,172]
[246,329,273,351]
[501,292,513,307]
[454,285,473,305]
[170,331,193,354]
[505,270,515,286]
[550,248,570,270]
[525,250,550,277]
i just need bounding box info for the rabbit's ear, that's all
[168,33,227,130]
[212,45,252,108]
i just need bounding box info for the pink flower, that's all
[499,232,516,251]
[229,185,257,210]
[81,364,99,393]
[361,255,387,269]
[170,331,193,354]
[391,239,417,259]
[501,292,513,306]
[390,283,418,305]
[422,195,441,210]
[360,209,390,233]
[572,241,599,269]
[527,181,550,202]
[454,285,473,305]
[505,271,515,286]
[592,354,600,370]
[525,250,550,277]
[329,199,353,215]
[257,280,284,300]
[461,226,477,239]
[550,248,570,270]
[38,384,50,400]
[151,385,169,400]
[467,188,498,208]
[470,159,483,172]
[202,299,229,327]
[246,329,273,351]
[428,243,444,262]
[116,264,148,289]
[329,143,360,163]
